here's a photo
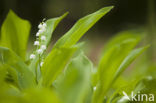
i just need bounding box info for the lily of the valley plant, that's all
[0,6,154,103]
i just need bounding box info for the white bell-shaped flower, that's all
[36,32,40,36]
[37,49,43,54]
[38,29,44,34]
[38,23,42,29]
[30,54,36,59]
[41,36,46,41]
[41,45,46,50]
[34,41,40,46]
[42,23,47,28]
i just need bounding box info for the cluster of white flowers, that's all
[30,21,47,67]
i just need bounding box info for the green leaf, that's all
[29,13,68,77]
[102,30,141,51]
[0,65,7,84]
[53,6,113,48]
[56,53,92,103]
[20,88,61,103]
[0,64,19,87]
[113,45,149,81]
[41,12,68,46]
[0,10,31,60]
[40,46,78,87]
[99,39,139,86]
[107,76,142,103]
[92,33,143,103]
[0,46,36,89]
[112,76,156,103]
[92,45,148,103]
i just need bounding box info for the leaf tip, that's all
[61,12,69,19]
[97,6,114,16]
[102,5,114,11]
[108,6,114,9]
[8,9,14,13]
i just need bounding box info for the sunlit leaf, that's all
[53,6,113,48]
[20,88,61,103]
[92,33,145,103]
[113,45,149,81]
[40,46,78,87]
[0,10,31,60]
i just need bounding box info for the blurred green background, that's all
[0,0,155,63]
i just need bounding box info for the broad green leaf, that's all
[91,31,140,87]
[19,88,61,103]
[0,46,36,89]
[135,77,156,97]
[0,65,7,84]
[0,10,31,60]
[113,76,156,103]
[41,12,68,46]
[56,53,92,103]
[128,53,156,80]
[0,59,19,88]
[40,46,78,87]
[108,46,150,102]
[92,34,142,103]
[29,13,68,77]
[0,75,21,103]
[99,39,139,86]
[53,6,113,48]
[107,76,142,103]
[113,45,149,81]
[0,87,61,103]
[102,30,141,51]
[0,64,19,88]
[92,45,148,103]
